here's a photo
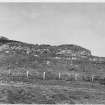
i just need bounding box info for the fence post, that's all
[59,72,61,80]
[92,75,94,82]
[43,72,45,80]
[75,74,77,80]
[75,73,79,80]
[9,69,11,75]
[26,71,29,78]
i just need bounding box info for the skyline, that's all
[0,3,105,56]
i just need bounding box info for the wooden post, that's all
[9,69,11,75]
[91,75,94,82]
[26,71,29,78]
[43,72,45,80]
[75,73,78,80]
[70,56,73,66]
[59,72,61,80]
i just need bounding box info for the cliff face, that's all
[0,37,91,57]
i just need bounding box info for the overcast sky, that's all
[0,3,105,56]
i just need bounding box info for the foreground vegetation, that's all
[0,80,105,104]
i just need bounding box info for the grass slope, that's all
[0,37,104,103]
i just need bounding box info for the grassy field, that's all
[0,80,105,104]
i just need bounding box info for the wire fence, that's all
[0,70,104,84]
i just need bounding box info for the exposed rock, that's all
[0,36,9,41]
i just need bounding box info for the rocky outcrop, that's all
[0,36,104,63]
[0,36,9,41]
[89,56,105,63]
[56,45,91,58]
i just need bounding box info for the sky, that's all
[0,3,105,56]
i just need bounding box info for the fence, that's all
[0,70,104,84]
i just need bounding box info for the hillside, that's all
[0,36,105,75]
[0,36,105,104]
